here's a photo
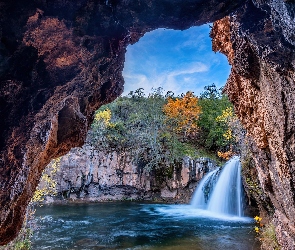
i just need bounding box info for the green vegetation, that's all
[88,85,236,171]
[0,159,60,250]
[88,87,196,171]
[254,216,280,250]
[197,84,235,152]
[260,223,280,250]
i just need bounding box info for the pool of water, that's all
[31,202,260,250]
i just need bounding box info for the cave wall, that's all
[1,0,295,248]
[211,2,295,248]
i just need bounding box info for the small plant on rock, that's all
[254,216,280,250]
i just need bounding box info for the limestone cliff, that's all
[40,146,217,203]
[1,0,295,248]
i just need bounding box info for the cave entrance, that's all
[27,24,239,250]
[33,24,233,208]
[33,25,233,209]
[39,25,237,203]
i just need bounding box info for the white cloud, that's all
[122,61,209,96]
[121,25,230,97]
[167,62,208,77]
[122,73,148,94]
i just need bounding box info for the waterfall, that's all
[190,169,218,209]
[191,156,244,217]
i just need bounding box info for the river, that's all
[31,202,260,249]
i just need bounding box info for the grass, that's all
[260,223,280,250]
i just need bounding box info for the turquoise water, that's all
[32,202,260,250]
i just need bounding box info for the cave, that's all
[1,0,295,248]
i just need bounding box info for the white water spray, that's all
[190,169,218,209]
[191,156,244,217]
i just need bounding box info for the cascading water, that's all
[32,157,256,250]
[190,169,218,209]
[191,156,244,217]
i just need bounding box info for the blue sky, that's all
[122,24,231,97]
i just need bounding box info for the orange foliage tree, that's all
[163,91,201,138]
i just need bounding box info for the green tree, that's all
[197,84,234,152]
[88,88,198,171]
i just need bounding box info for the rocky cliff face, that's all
[211,3,295,248]
[1,0,295,248]
[40,146,217,203]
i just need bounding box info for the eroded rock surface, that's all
[211,2,295,248]
[39,146,217,203]
[0,0,244,244]
[1,0,295,248]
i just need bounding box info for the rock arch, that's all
[0,0,295,248]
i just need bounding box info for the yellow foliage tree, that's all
[215,106,233,122]
[94,109,111,126]
[217,149,234,160]
[163,91,201,137]
[216,106,234,140]
[31,158,60,203]
[216,107,235,160]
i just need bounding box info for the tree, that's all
[200,83,222,99]
[88,88,199,171]
[197,84,235,152]
[163,91,201,138]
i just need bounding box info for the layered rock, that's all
[40,146,217,203]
